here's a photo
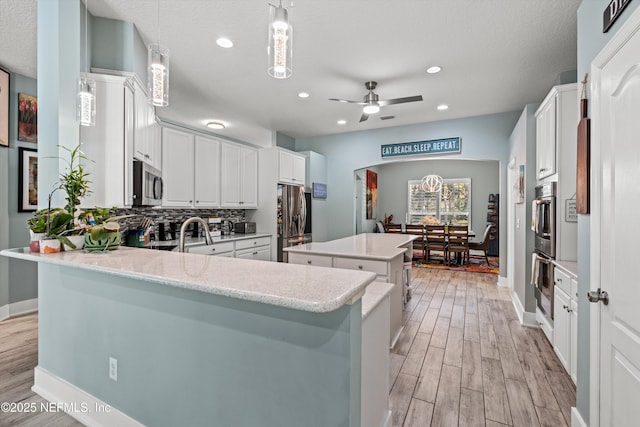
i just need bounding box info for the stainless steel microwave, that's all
[133,160,162,206]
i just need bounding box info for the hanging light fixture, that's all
[267,1,292,79]
[78,0,96,126]
[421,174,443,193]
[148,0,169,106]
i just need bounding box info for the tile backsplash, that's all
[113,207,245,235]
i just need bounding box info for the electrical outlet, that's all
[109,357,118,382]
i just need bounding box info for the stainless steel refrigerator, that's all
[277,184,312,262]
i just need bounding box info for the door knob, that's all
[587,288,609,305]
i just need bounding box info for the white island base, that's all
[1,247,394,427]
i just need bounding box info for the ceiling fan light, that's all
[363,103,380,115]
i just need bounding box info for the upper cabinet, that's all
[162,126,255,209]
[221,143,258,208]
[535,97,557,180]
[278,150,306,185]
[132,80,161,171]
[535,84,578,182]
[79,73,135,208]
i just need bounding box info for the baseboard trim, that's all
[0,298,38,321]
[510,292,538,327]
[32,366,144,427]
[571,407,588,427]
[497,276,509,288]
[0,304,9,321]
[382,409,392,427]
[390,325,404,350]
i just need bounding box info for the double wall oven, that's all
[532,182,556,322]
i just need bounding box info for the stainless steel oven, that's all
[532,182,556,321]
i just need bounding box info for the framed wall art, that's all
[0,67,8,147]
[18,93,37,143]
[366,169,378,219]
[19,147,38,211]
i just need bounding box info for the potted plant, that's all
[57,143,91,222]
[80,207,131,252]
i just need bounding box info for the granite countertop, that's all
[1,246,375,313]
[284,233,417,261]
[552,260,578,278]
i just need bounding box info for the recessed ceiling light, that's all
[426,66,442,74]
[337,120,346,125]
[298,92,310,98]
[207,121,226,129]
[216,38,233,48]
[437,104,449,111]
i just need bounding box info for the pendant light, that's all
[148,0,169,106]
[421,174,443,193]
[267,1,292,79]
[78,0,96,126]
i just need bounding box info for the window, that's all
[408,178,471,226]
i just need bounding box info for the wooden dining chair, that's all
[425,225,447,263]
[469,223,494,266]
[384,223,403,233]
[405,224,426,262]
[446,225,469,266]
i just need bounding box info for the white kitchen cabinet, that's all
[278,149,306,185]
[187,241,234,256]
[535,84,578,181]
[236,246,271,261]
[553,265,578,384]
[220,142,258,208]
[287,253,333,267]
[162,127,195,207]
[132,80,161,170]
[79,73,134,208]
[162,129,222,208]
[535,96,556,179]
[553,286,571,370]
[194,136,221,207]
[187,235,272,260]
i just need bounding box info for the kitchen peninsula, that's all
[285,233,417,346]
[1,247,383,427]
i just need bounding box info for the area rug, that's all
[413,254,499,274]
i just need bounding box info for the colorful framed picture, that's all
[0,67,8,147]
[366,169,378,219]
[18,93,37,143]
[19,147,38,211]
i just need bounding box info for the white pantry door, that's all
[592,7,640,426]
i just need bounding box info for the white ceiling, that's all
[0,0,581,146]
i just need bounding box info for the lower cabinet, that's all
[553,266,578,384]
[185,236,271,260]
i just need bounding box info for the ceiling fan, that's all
[329,81,423,122]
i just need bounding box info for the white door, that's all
[240,147,258,208]
[194,136,220,207]
[162,127,194,207]
[592,7,640,426]
[220,143,241,207]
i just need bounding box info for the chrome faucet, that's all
[179,217,214,252]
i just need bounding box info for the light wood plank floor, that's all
[0,268,575,427]
[391,268,576,427]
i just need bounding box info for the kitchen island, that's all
[1,247,382,427]
[285,233,417,347]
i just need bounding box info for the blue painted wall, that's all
[0,72,39,311]
[295,111,520,276]
[575,1,640,423]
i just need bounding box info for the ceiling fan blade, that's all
[359,113,369,122]
[378,95,423,107]
[329,98,366,105]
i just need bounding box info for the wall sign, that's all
[604,0,634,33]
[381,137,461,159]
[312,182,327,199]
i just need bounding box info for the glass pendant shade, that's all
[77,75,96,127]
[421,174,443,193]
[148,43,169,106]
[268,3,292,79]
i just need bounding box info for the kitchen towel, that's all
[531,252,539,287]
